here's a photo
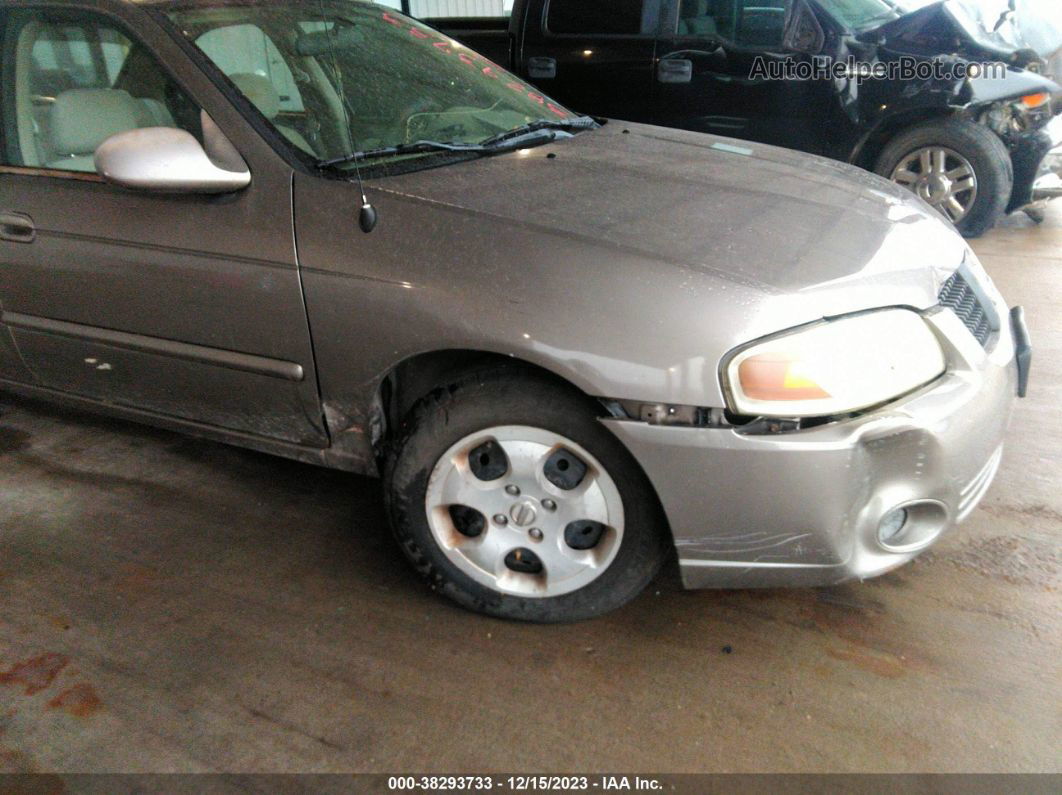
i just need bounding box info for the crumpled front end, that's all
[604,260,1024,589]
[1026,113,1062,207]
[968,76,1062,213]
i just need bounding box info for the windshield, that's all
[815,0,938,30]
[162,1,580,170]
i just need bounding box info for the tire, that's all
[383,368,670,622]
[874,118,1013,238]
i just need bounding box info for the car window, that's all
[191,21,333,158]
[196,24,305,113]
[677,0,787,49]
[547,0,658,36]
[31,24,98,88]
[1,9,202,173]
[166,2,579,172]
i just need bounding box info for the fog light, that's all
[877,501,949,552]
[878,509,909,544]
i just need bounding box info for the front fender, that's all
[961,69,1061,106]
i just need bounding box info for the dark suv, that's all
[418,0,1062,236]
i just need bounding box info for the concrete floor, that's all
[1,208,1060,775]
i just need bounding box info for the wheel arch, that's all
[850,107,957,171]
[367,348,679,590]
[373,348,611,457]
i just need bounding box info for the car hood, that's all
[376,122,965,307]
[868,0,1062,63]
[300,122,976,409]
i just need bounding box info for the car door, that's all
[0,4,328,447]
[655,0,832,152]
[516,0,664,121]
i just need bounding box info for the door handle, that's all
[0,212,35,244]
[658,58,693,84]
[527,56,557,79]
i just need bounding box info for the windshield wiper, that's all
[318,123,590,170]
[479,116,598,149]
[318,140,487,169]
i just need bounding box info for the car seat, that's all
[229,73,316,156]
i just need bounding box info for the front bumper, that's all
[1013,113,1062,209]
[605,299,1023,589]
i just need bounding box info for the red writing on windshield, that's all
[382,11,568,118]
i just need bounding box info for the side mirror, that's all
[94,126,250,194]
[782,0,825,55]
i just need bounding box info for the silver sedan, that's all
[0,0,1029,620]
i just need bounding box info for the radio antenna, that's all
[320,2,377,233]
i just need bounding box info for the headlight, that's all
[723,309,946,418]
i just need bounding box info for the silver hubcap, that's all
[425,426,624,598]
[891,146,978,223]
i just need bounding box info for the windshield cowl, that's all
[316,118,598,171]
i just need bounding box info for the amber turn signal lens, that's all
[737,355,831,401]
[1021,93,1050,109]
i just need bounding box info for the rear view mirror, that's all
[94,126,250,194]
[295,25,364,57]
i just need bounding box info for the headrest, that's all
[681,0,710,18]
[49,89,142,156]
[229,73,280,120]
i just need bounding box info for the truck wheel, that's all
[875,118,1012,238]
[384,369,670,622]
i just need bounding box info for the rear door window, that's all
[546,0,656,35]
[676,0,787,49]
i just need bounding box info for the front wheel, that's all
[384,369,669,622]
[874,118,1013,238]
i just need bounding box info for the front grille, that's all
[939,272,991,347]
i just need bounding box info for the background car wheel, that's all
[384,368,670,622]
[875,118,1012,238]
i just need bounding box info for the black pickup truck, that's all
[404,0,1062,237]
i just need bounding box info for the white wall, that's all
[410,0,507,15]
